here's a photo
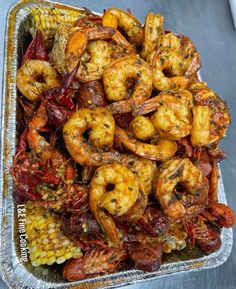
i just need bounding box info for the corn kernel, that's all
[25,202,83,266]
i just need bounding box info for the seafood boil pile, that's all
[10,7,235,281]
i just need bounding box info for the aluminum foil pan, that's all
[0,0,233,288]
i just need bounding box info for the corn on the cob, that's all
[25,202,82,266]
[29,7,85,48]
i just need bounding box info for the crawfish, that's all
[10,129,59,204]
[27,106,89,211]
[39,60,81,128]
[201,202,235,228]
[11,104,76,207]
[61,211,107,251]
[184,216,222,254]
[21,30,48,65]
[185,201,235,254]
[63,247,126,281]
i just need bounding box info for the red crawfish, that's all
[21,30,48,65]
[10,129,60,204]
[39,60,81,128]
[185,202,235,253]
[184,216,221,254]
[63,247,126,281]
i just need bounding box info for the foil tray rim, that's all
[0,1,233,288]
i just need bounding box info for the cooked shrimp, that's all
[150,89,193,140]
[178,35,201,77]
[148,33,200,91]
[160,33,181,52]
[120,154,157,195]
[130,116,156,141]
[154,158,209,219]
[27,103,64,167]
[63,107,120,166]
[103,56,152,114]
[16,59,60,101]
[102,8,143,46]
[189,82,230,146]
[134,89,193,140]
[116,183,147,223]
[141,13,164,59]
[115,127,177,161]
[89,164,144,245]
[65,27,116,81]
[111,31,137,55]
[149,47,191,91]
[76,40,112,82]
[159,33,200,77]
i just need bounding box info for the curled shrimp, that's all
[65,27,116,81]
[102,8,143,46]
[89,164,146,245]
[154,158,209,220]
[65,25,137,82]
[147,32,200,91]
[159,34,201,77]
[120,154,157,195]
[104,56,152,114]
[130,116,156,141]
[16,59,60,101]
[141,13,164,59]
[189,82,230,146]
[75,40,112,82]
[149,47,193,91]
[63,107,120,166]
[51,25,115,77]
[134,89,193,140]
[115,127,177,161]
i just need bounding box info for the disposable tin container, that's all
[0,1,233,288]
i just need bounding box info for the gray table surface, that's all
[1,0,236,288]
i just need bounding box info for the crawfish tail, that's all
[84,248,126,275]
[63,248,126,281]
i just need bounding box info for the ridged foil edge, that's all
[0,1,233,289]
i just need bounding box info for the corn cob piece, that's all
[25,202,82,266]
[29,7,85,48]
